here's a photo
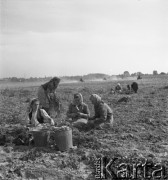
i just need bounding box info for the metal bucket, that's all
[52,126,73,151]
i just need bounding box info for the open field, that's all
[0,75,168,179]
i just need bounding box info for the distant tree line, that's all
[0,77,53,82]
[0,71,167,82]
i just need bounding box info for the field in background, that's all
[1,74,166,89]
[0,75,168,179]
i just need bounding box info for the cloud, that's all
[1,0,168,77]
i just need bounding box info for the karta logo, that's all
[94,157,168,179]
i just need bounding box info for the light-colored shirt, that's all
[28,109,54,126]
[93,102,113,123]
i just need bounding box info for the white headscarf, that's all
[73,93,83,105]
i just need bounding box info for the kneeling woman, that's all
[27,98,55,127]
[66,93,90,128]
[88,94,113,129]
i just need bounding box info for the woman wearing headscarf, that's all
[115,83,122,93]
[37,77,61,118]
[67,93,90,128]
[27,98,55,127]
[88,94,113,129]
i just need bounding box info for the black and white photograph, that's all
[0,0,168,179]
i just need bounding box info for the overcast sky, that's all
[0,0,168,78]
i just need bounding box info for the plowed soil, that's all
[0,75,168,180]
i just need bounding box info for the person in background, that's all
[131,82,139,93]
[126,84,131,94]
[110,88,115,94]
[127,84,131,91]
[115,83,122,93]
[88,94,113,129]
[27,98,55,127]
[37,77,61,118]
[66,93,90,128]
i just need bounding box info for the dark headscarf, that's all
[42,77,60,91]
[27,98,40,113]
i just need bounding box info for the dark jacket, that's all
[28,109,44,124]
